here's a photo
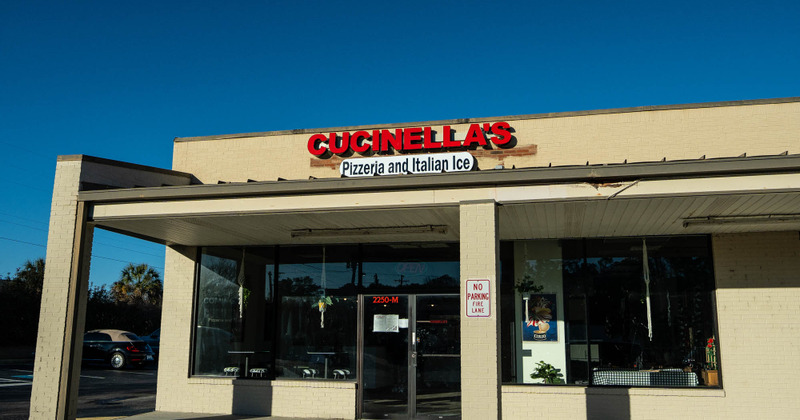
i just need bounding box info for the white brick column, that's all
[459,200,502,420]
[30,161,94,420]
[31,155,193,420]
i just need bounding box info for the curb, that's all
[76,418,124,420]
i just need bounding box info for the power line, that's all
[0,218,48,232]
[0,158,53,181]
[0,235,46,248]
[0,236,163,270]
[0,217,165,258]
[0,139,53,160]
[0,212,50,227]
[91,255,164,271]
[93,243,164,258]
[2,180,52,193]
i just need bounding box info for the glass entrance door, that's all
[361,295,410,418]
[360,294,461,419]
[413,295,460,418]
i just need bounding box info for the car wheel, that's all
[110,351,126,369]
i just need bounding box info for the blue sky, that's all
[1,1,798,287]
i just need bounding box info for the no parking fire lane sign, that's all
[466,279,490,317]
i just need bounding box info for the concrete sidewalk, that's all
[80,412,330,420]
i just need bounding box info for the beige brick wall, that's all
[268,380,355,418]
[500,231,800,419]
[173,101,800,183]
[460,201,502,420]
[710,231,800,418]
[30,161,85,419]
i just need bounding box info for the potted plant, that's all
[530,360,564,384]
[702,336,719,386]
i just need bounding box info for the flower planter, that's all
[702,369,719,386]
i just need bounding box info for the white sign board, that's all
[465,279,491,317]
[340,152,475,177]
[373,314,400,332]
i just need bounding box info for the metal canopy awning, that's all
[80,154,800,246]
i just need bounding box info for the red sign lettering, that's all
[307,122,513,157]
[373,296,400,304]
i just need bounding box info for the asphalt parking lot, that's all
[0,361,157,420]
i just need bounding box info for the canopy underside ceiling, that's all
[92,190,800,246]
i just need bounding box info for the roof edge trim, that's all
[174,97,800,143]
[57,154,194,179]
[78,154,800,204]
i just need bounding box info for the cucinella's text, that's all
[308,122,512,156]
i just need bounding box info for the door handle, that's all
[411,351,417,367]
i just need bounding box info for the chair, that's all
[249,368,268,378]
[223,367,240,376]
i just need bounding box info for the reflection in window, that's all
[501,237,720,387]
[191,243,460,380]
[361,243,459,293]
[193,248,275,378]
[276,246,357,379]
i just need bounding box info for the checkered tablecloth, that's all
[592,369,699,387]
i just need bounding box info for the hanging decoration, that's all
[642,238,653,341]
[667,291,672,327]
[316,246,331,328]
[310,246,339,328]
[237,248,246,317]
[317,295,334,328]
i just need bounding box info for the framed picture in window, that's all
[522,294,557,342]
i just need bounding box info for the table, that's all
[228,350,270,378]
[307,351,336,378]
[592,369,699,387]
[227,351,254,375]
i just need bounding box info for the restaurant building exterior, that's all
[30,97,800,419]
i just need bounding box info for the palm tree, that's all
[112,263,163,305]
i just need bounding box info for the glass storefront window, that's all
[192,247,275,378]
[191,243,460,380]
[501,236,720,388]
[361,243,459,293]
[276,245,358,379]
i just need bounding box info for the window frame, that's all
[501,235,723,389]
[188,243,461,381]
